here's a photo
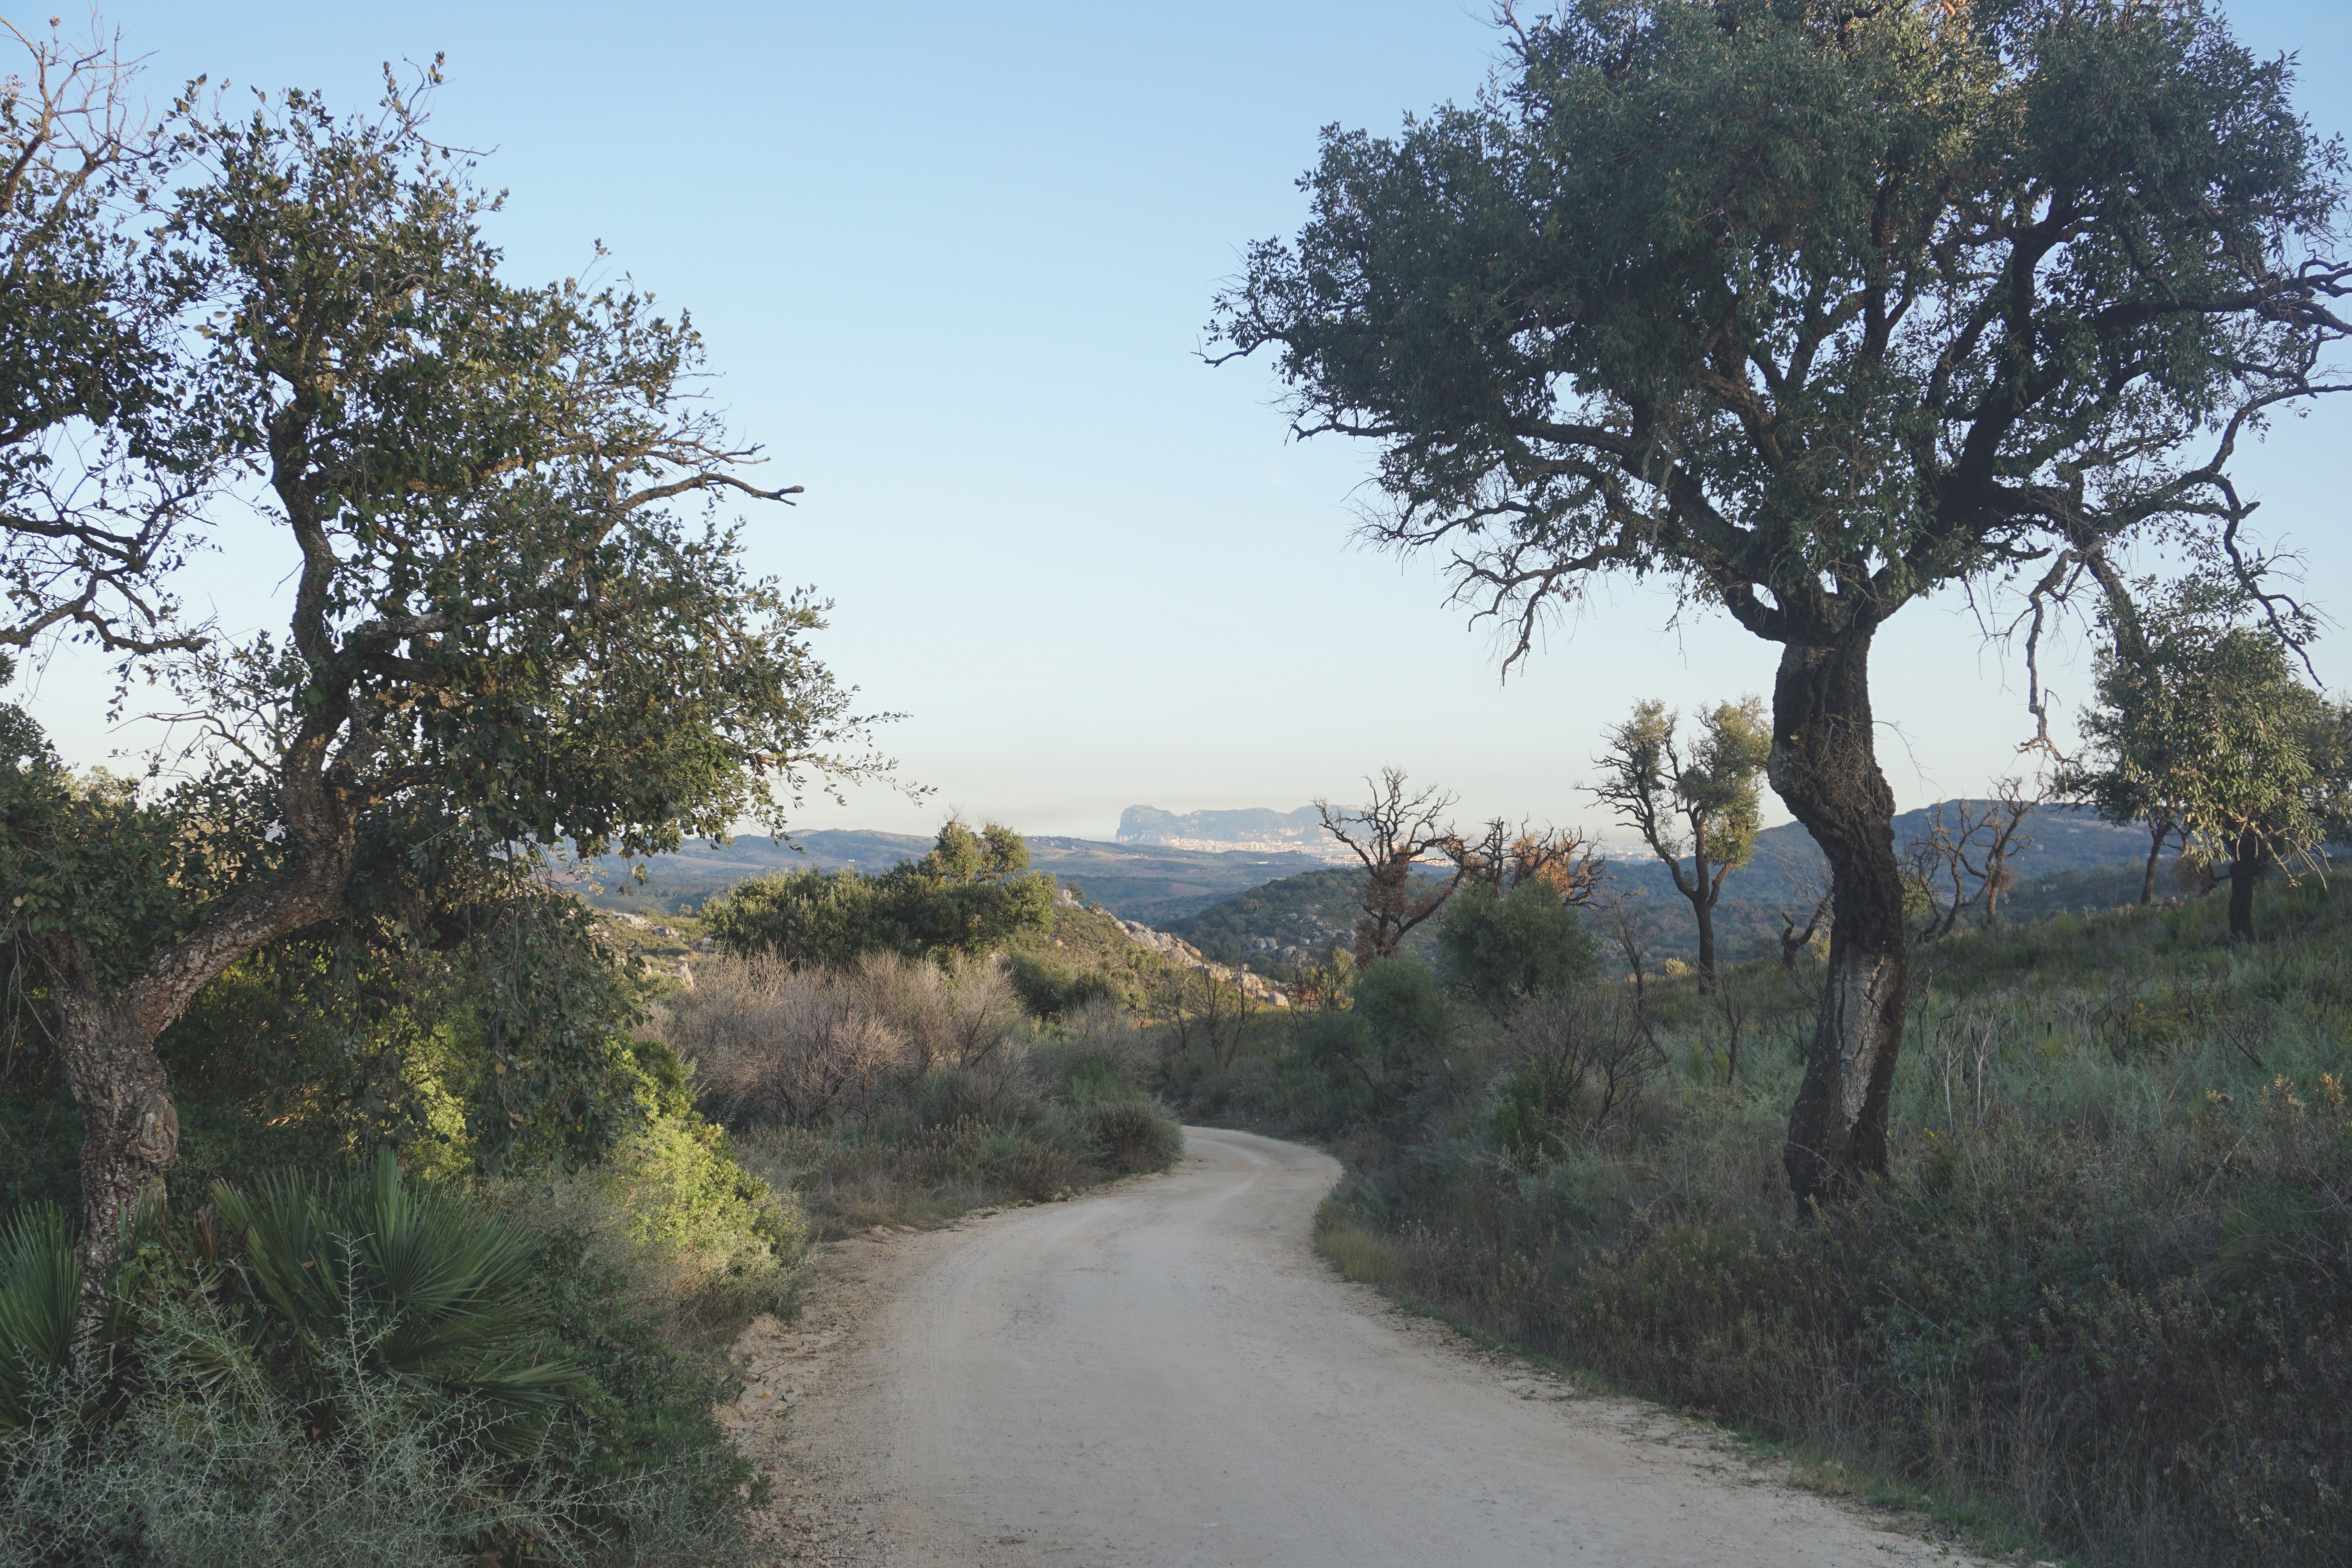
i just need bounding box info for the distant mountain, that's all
[1115,804,1348,858]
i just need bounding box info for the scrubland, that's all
[1158,877,2352,1568]
[1,940,1178,1567]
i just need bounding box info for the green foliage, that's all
[703,817,1054,966]
[0,1205,77,1432]
[525,1115,806,1325]
[0,1144,772,1566]
[1437,878,1597,1010]
[211,1150,580,1443]
[1,1308,606,1568]
[1003,950,1115,1020]
[2067,574,2348,877]
[1296,956,1453,1122]
[193,893,667,1178]
[0,705,268,998]
[1214,0,2345,639]
[1593,699,1768,881]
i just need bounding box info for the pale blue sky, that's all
[14,2,2350,842]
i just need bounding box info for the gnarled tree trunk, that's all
[47,783,355,1294]
[2141,818,2169,906]
[47,963,180,1270]
[2227,828,2261,942]
[1768,624,1906,1212]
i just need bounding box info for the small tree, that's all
[1437,877,1598,1012]
[1315,769,1464,959]
[1903,780,2040,941]
[3,78,882,1276]
[1294,955,1451,1123]
[2067,579,2339,941]
[1590,698,1769,989]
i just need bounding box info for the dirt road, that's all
[738,1128,1980,1567]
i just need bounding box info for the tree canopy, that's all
[1,68,884,1264]
[2063,575,2349,939]
[1213,0,2349,1207]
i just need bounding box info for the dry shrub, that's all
[1080,1100,1183,1173]
[1489,985,1662,1156]
[658,953,1025,1127]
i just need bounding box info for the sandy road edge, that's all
[720,1186,1157,1566]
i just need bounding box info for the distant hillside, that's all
[1161,866,1448,971]
[1115,804,1349,859]
[568,831,1332,924]
[1160,803,2161,976]
[567,802,2161,961]
[1605,802,2151,907]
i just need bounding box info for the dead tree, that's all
[1442,818,1609,904]
[1315,769,1463,960]
[1907,780,2042,942]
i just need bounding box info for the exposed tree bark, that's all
[2140,815,2174,906]
[1768,625,1905,1212]
[47,779,356,1285]
[2227,828,2262,942]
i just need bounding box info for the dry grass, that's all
[1174,878,2352,1568]
[656,956,1183,1240]
[657,953,1026,1126]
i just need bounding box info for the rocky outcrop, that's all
[1108,915,1289,1006]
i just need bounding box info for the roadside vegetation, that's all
[0,32,1181,1565]
[1154,852,2352,1567]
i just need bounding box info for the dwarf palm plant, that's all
[212,1149,578,1445]
[0,1203,78,1431]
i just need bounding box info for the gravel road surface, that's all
[742,1127,1980,1567]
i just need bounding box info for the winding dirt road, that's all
[735,1129,1981,1567]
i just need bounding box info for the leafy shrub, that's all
[1080,1100,1183,1174]
[1005,949,1114,1020]
[515,1114,806,1328]
[1437,878,1597,1010]
[1297,956,1454,1122]
[700,818,1054,966]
